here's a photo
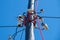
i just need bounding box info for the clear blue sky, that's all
[0,0,60,40]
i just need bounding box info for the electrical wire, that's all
[37,19,44,40]
[0,26,17,28]
[37,15,60,18]
[41,16,60,18]
[20,29,24,40]
[0,16,60,28]
[11,28,25,40]
[11,27,18,40]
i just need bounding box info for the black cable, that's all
[11,27,18,40]
[0,25,23,28]
[20,30,24,40]
[12,28,25,40]
[0,26,17,28]
[40,16,60,19]
[0,16,60,28]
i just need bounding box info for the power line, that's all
[41,16,60,18]
[37,15,60,18]
[8,28,25,40]
[12,28,25,37]
[20,29,24,40]
[0,16,60,28]
[0,26,17,28]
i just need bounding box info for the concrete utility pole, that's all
[25,0,35,40]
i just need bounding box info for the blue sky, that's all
[0,0,60,40]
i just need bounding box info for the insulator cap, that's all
[39,17,44,22]
[19,16,22,18]
[17,24,21,27]
[41,23,48,30]
[40,9,44,13]
[18,15,23,18]
[39,17,42,19]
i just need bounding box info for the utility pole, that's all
[17,0,48,40]
[25,0,35,40]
